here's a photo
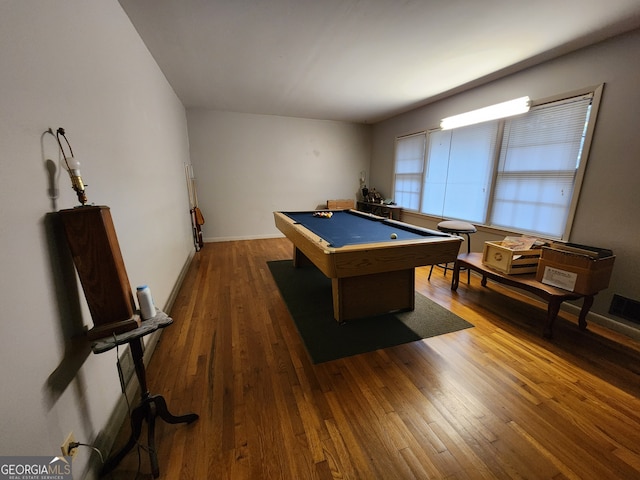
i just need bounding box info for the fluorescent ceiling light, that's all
[440,96,530,130]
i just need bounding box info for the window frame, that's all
[392,131,427,212]
[391,85,603,240]
[421,121,501,224]
[534,85,603,240]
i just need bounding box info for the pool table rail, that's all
[274,211,462,279]
[274,211,463,321]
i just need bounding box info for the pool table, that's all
[273,210,462,322]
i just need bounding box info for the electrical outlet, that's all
[60,432,78,458]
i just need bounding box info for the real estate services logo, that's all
[0,456,72,480]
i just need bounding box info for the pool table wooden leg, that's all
[292,246,314,268]
[332,269,415,321]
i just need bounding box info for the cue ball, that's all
[390,233,397,239]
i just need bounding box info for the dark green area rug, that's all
[268,260,473,364]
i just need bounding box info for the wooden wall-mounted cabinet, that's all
[59,206,139,340]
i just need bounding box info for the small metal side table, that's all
[93,311,198,478]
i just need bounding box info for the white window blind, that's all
[490,95,593,237]
[393,132,426,210]
[423,122,497,223]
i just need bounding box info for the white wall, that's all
[2,4,636,476]
[187,110,371,241]
[0,1,193,477]
[371,29,640,329]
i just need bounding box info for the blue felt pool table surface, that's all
[283,210,447,248]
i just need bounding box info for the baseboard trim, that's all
[203,233,284,243]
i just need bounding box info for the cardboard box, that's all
[535,246,615,295]
[482,241,541,274]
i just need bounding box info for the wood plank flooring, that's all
[105,238,640,479]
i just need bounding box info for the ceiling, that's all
[118,0,640,124]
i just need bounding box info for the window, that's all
[491,95,593,237]
[392,132,425,211]
[422,122,498,223]
[392,87,602,240]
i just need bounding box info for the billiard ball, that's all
[390,233,397,239]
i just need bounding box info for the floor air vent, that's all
[609,294,640,324]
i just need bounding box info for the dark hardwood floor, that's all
[104,238,640,479]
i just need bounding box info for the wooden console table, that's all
[452,253,595,338]
[93,311,198,478]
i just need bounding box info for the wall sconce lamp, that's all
[54,127,87,205]
[440,96,530,130]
